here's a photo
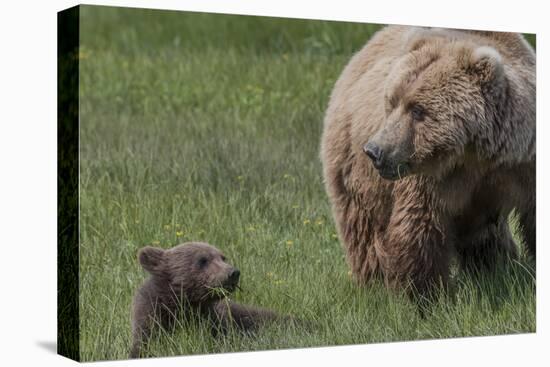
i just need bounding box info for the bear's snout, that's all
[222,267,240,292]
[363,142,384,169]
[363,141,410,181]
[228,268,240,283]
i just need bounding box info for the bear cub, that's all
[130,242,283,358]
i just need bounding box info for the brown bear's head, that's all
[363,36,508,181]
[138,242,240,304]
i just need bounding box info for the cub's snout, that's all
[223,268,240,291]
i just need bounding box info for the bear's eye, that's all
[198,257,208,268]
[410,104,425,122]
[221,255,226,262]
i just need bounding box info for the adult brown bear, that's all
[321,26,535,298]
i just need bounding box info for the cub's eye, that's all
[410,105,425,121]
[221,255,226,262]
[198,257,208,268]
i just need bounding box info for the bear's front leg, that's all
[519,206,536,260]
[129,314,152,359]
[456,217,518,274]
[213,300,283,333]
[381,196,451,301]
[518,162,536,260]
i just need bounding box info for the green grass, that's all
[78,6,536,361]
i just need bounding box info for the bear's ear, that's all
[403,28,432,53]
[138,246,165,275]
[468,46,505,86]
[409,38,428,52]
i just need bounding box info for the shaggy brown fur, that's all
[321,26,535,298]
[130,242,282,358]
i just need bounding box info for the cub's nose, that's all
[229,268,240,282]
[363,142,384,169]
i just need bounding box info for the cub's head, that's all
[364,35,507,180]
[138,242,240,303]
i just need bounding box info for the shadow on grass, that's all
[451,256,536,313]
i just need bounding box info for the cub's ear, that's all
[468,46,505,86]
[138,246,165,275]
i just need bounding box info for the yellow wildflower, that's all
[77,48,89,60]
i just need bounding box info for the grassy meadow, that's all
[78,6,536,361]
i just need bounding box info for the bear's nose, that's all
[363,142,384,169]
[229,268,240,282]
